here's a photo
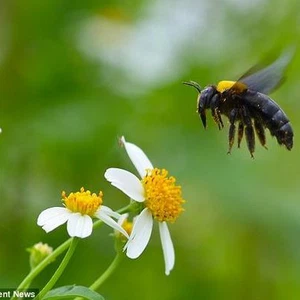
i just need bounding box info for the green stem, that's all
[117,203,133,215]
[36,237,79,300]
[89,253,124,291]
[12,238,72,300]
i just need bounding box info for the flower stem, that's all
[117,203,134,214]
[12,238,72,300]
[88,203,132,289]
[35,237,79,300]
[89,253,124,291]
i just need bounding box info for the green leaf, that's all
[43,285,105,300]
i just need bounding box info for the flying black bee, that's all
[183,50,294,157]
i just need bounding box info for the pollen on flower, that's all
[141,168,185,223]
[122,219,133,236]
[62,187,103,216]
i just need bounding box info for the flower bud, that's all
[27,242,53,269]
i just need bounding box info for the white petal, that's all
[100,205,121,219]
[96,208,129,238]
[121,136,153,178]
[159,222,175,275]
[37,207,70,233]
[104,168,145,202]
[67,213,93,238]
[118,213,129,226]
[124,208,153,259]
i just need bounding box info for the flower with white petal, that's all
[37,187,129,239]
[105,137,185,275]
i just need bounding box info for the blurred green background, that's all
[0,0,300,299]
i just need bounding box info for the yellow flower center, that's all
[62,187,103,216]
[116,218,133,241]
[141,168,185,223]
[122,219,133,236]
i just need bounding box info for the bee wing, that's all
[239,48,295,95]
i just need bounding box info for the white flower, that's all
[37,187,129,239]
[105,137,185,275]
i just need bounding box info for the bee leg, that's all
[210,94,222,130]
[212,109,222,129]
[254,119,267,149]
[227,108,237,154]
[217,110,224,128]
[237,122,244,148]
[242,107,255,158]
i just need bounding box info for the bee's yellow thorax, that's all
[216,81,247,93]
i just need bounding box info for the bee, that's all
[183,50,294,157]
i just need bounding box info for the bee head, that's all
[183,81,217,110]
[183,81,218,128]
[199,86,217,111]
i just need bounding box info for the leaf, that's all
[43,285,105,300]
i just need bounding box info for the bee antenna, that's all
[182,81,202,93]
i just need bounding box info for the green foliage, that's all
[44,285,104,300]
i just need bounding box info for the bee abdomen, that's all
[261,106,293,150]
[244,91,294,150]
[276,122,293,150]
[264,109,288,131]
